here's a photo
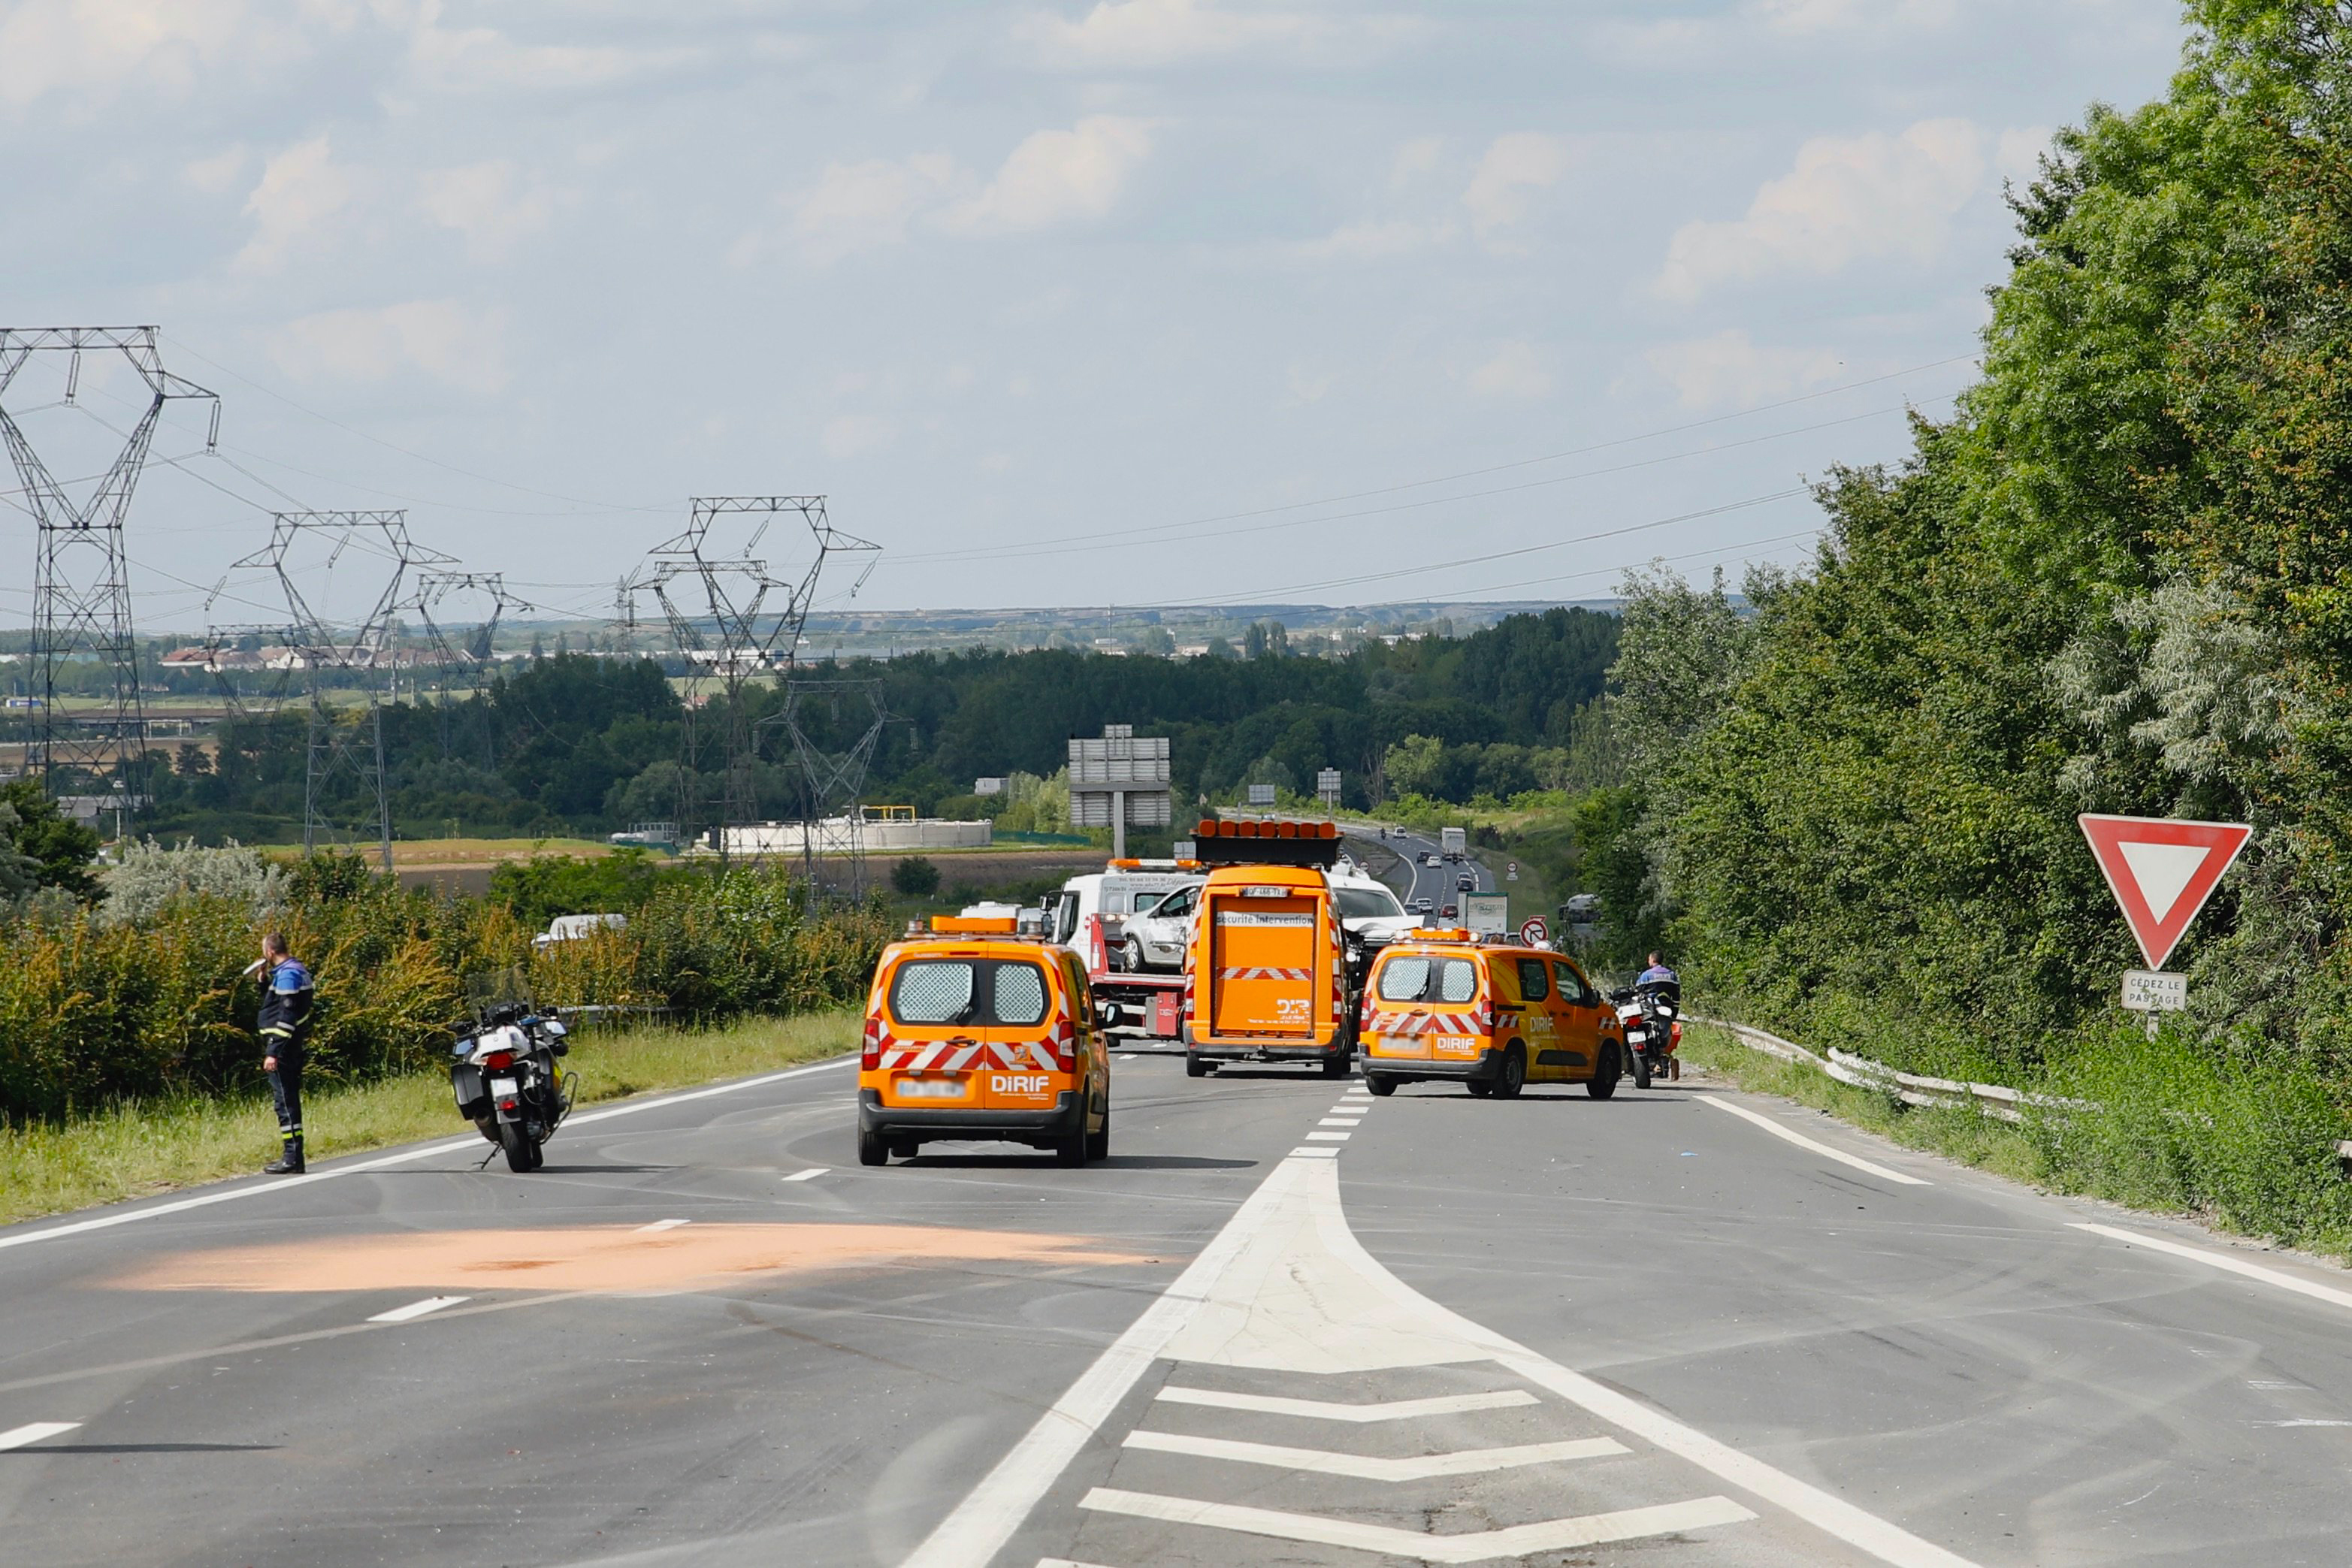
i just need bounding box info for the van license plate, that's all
[898,1077,964,1099]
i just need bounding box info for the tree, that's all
[0,781,100,898]
[890,855,942,896]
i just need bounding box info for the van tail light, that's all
[861,1016,883,1072]
[484,1051,515,1071]
[1051,1019,1077,1074]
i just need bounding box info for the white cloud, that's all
[941,116,1153,236]
[1462,132,1573,248]
[184,146,247,194]
[822,414,895,459]
[265,299,509,394]
[1468,341,1550,399]
[0,0,293,113]
[792,154,958,264]
[1655,117,1992,301]
[1023,0,1418,68]
[404,14,686,94]
[236,134,355,273]
[419,161,552,261]
[1646,330,1848,410]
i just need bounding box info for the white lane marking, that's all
[898,1147,1315,1568]
[1080,1488,1755,1563]
[1035,1560,1120,1568]
[367,1295,470,1324]
[2254,1418,2352,1427]
[1155,1385,1539,1423]
[0,1056,856,1254]
[2072,1223,2352,1313]
[1318,1118,1362,1128]
[1123,1428,1627,1480]
[0,1421,79,1452]
[1701,1097,1930,1186]
[781,1168,828,1183]
[636,1218,691,1232]
[1304,1131,1350,1142]
[1286,1146,1340,1159]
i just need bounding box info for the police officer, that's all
[1637,952,1679,988]
[250,932,316,1175]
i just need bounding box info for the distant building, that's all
[973,777,1006,796]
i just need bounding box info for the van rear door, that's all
[1208,887,1319,1038]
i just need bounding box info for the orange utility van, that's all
[1181,818,1354,1079]
[857,917,1111,1166]
[1358,934,1625,1099]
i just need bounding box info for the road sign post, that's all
[1069,724,1171,860]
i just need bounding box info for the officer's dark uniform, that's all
[260,955,316,1174]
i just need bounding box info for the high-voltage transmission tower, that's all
[768,680,893,905]
[620,496,879,872]
[0,328,219,817]
[211,510,454,869]
[399,569,533,772]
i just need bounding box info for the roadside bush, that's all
[0,854,890,1126]
[890,856,942,896]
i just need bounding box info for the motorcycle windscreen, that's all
[1208,898,1319,1038]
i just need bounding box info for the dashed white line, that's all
[1154,1385,1540,1422]
[367,1295,470,1324]
[1304,1131,1350,1142]
[1080,1488,1756,1562]
[2072,1223,2352,1314]
[1701,1098,1930,1186]
[781,1168,828,1183]
[0,1421,79,1452]
[1286,1146,1340,1159]
[636,1218,691,1232]
[1317,1119,1362,1128]
[1123,1429,1627,1480]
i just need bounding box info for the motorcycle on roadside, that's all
[1609,979,1683,1089]
[448,969,577,1172]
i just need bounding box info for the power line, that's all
[1159,487,1809,607]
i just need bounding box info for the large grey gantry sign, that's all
[1069,724,1171,858]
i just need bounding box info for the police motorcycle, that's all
[448,969,576,1172]
[1609,977,1682,1089]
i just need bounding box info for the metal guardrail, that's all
[1696,1014,2352,1167]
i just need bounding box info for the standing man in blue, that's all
[251,932,316,1175]
[1637,952,1678,989]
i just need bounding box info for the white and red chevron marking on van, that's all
[1218,966,1313,983]
[1374,1008,1482,1038]
[879,1041,1058,1073]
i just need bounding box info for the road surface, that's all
[5,1050,2352,1564]
[1348,825,1491,916]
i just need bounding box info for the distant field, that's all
[255,837,620,866]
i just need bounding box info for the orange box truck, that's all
[1181,817,1353,1080]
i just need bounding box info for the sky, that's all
[0,0,2188,633]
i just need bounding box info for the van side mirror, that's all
[1094,999,1121,1029]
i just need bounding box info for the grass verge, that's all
[0,1011,858,1228]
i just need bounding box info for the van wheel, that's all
[1587,1045,1622,1100]
[1054,1128,1086,1166]
[1493,1044,1527,1100]
[857,1128,889,1167]
[1186,1055,1215,1078]
[889,1137,919,1160]
[1465,1080,1493,1098]
[1085,1109,1110,1162]
[1365,1075,1398,1097]
[1322,1050,1351,1078]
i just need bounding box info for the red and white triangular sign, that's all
[2078,814,2251,971]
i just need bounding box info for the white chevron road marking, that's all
[1123,1428,1627,1479]
[1079,1488,1756,1562]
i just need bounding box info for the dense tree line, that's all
[1596,2,2352,1084]
[136,606,1618,842]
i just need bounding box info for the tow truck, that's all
[1045,858,1203,1041]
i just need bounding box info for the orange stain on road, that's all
[110,1223,1153,1295]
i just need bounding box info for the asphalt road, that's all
[1349,825,1492,917]
[9,1050,2352,1565]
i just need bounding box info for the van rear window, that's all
[1377,956,1477,1004]
[892,961,978,1024]
[888,958,1054,1026]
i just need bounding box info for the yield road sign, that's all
[1519,917,1549,947]
[2078,814,2251,970]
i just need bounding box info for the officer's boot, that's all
[264,1134,305,1175]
